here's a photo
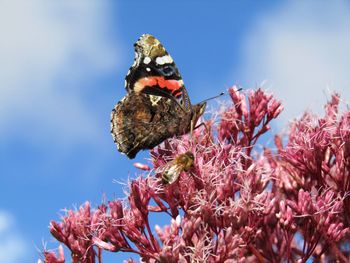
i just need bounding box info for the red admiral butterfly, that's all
[111,34,206,159]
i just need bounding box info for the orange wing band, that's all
[134,76,183,97]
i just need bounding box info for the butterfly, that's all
[110,34,206,159]
[161,151,195,184]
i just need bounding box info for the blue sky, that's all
[1,1,350,262]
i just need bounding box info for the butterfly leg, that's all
[193,122,213,142]
[194,122,206,131]
[189,120,208,145]
[194,122,211,136]
[190,119,195,139]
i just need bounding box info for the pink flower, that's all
[43,88,350,262]
[39,245,65,263]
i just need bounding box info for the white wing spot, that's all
[156,55,173,65]
[143,56,151,64]
[146,67,151,72]
[156,56,164,65]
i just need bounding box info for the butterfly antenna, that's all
[199,88,243,103]
[200,92,225,103]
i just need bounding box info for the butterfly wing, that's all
[111,92,189,159]
[111,34,202,159]
[125,34,187,107]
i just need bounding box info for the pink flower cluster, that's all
[40,87,350,263]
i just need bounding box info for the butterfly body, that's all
[111,34,206,159]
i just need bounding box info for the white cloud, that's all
[0,211,28,263]
[0,0,119,144]
[239,1,350,127]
